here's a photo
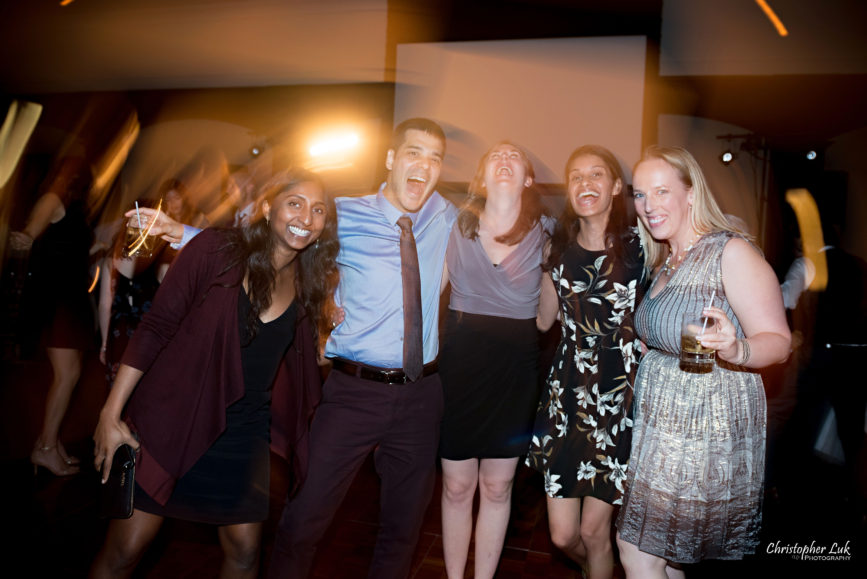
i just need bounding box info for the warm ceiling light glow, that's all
[309,132,360,158]
[60,0,75,6]
[755,0,788,37]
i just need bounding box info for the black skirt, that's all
[439,310,541,460]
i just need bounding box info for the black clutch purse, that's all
[98,444,136,519]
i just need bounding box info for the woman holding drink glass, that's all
[615,146,790,577]
[98,199,166,386]
[90,168,338,578]
[98,178,199,385]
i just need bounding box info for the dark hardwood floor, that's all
[4,348,863,577]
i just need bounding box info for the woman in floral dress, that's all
[527,145,644,579]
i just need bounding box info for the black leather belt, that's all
[330,358,438,384]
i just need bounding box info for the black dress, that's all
[526,234,644,505]
[26,199,94,349]
[135,288,297,524]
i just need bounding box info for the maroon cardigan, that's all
[121,228,322,505]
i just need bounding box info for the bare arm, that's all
[9,192,65,250]
[93,364,143,482]
[440,260,450,295]
[97,257,114,364]
[536,239,558,331]
[536,273,559,331]
[698,238,791,367]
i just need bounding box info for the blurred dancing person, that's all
[11,157,95,476]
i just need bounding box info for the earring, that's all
[265,215,270,224]
[314,240,320,249]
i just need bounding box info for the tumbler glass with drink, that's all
[122,201,159,258]
[679,312,715,374]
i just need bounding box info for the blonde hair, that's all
[634,146,749,271]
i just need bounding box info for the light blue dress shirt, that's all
[325,186,457,368]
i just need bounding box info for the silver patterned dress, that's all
[616,231,766,563]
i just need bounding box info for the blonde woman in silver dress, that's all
[615,146,791,578]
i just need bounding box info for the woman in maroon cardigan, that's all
[90,168,339,579]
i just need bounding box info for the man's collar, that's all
[375,182,439,227]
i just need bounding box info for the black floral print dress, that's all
[526,232,644,505]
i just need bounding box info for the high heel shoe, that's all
[56,441,81,466]
[31,444,80,477]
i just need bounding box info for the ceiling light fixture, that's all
[716,133,767,167]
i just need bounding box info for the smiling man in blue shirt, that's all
[268,118,457,579]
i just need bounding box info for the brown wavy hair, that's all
[457,141,546,245]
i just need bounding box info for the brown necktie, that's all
[397,216,423,381]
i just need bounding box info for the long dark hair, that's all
[457,141,546,245]
[219,168,339,347]
[546,145,635,270]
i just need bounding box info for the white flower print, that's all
[530,434,552,452]
[563,316,577,343]
[574,386,589,409]
[552,264,564,286]
[618,338,635,373]
[606,279,636,311]
[577,461,597,481]
[545,470,563,495]
[597,389,621,416]
[547,380,564,419]
[574,348,598,374]
[619,415,634,432]
[602,456,628,493]
[592,426,615,450]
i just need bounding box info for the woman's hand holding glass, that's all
[124,207,184,244]
[693,306,740,363]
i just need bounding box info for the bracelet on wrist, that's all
[737,338,751,366]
